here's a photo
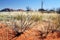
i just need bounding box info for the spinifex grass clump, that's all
[13,13,36,33]
[42,14,59,31]
[31,15,43,21]
[56,14,60,30]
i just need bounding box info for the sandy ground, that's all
[0,21,60,40]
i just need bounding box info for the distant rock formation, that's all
[0,8,25,12]
[0,8,14,12]
[17,9,25,12]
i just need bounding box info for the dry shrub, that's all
[32,21,58,33]
[13,14,36,33]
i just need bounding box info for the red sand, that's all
[0,23,60,40]
[0,23,16,40]
[44,31,60,40]
[15,29,42,40]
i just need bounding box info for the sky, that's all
[0,0,60,10]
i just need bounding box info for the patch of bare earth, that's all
[13,29,42,40]
[44,31,60,40]
[0,23,16,40]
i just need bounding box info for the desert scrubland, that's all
[0,11,60,40]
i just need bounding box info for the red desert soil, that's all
[0,22,60,40]
[13,29,60,40]
[44,31,60,40]
[0,23,16,40]
[13,29,42,40]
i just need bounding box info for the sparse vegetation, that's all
[0,12,60,40]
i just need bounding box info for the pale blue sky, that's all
[0,0,60,10]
